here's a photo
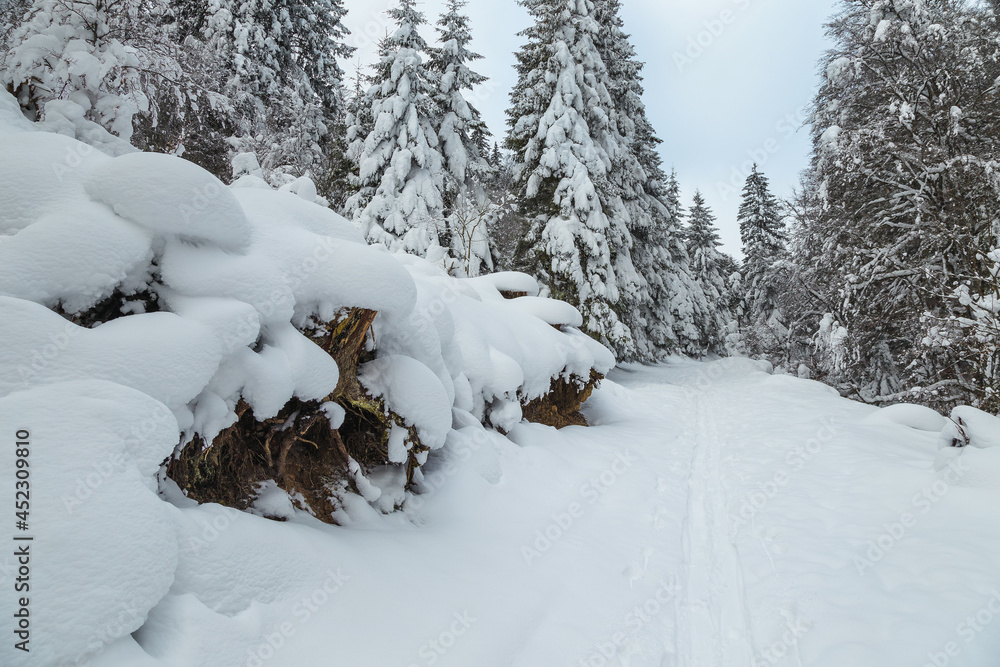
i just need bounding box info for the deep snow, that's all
[6,359,998,667]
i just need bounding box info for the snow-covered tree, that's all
[795,0,1000,407]
[1,0,31,51]
[345,0,447,257]
[684,191,734,354]
[429,0,489,199]
[737,164,786,326]
[506,0,632,355]
[429,0,496,271]
[1,0,184,148]
[738,165,785,281]
[191,0,353,184]
[589,0,706,360]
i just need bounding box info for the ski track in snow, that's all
[677,385,754,667]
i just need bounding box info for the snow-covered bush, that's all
[814,313,849,377]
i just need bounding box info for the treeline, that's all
[744,0,1000,411]
[0,0,739,363]
[6,0,993,408]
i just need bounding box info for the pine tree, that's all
[506,0,632,355]
[345,0,447,257]
[685,191,734,354]
[737,164,786,325]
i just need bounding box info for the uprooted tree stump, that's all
[521,370,602,429]
[167,307,424,522]
[167,307,605,521]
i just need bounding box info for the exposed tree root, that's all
[521,370,602,429]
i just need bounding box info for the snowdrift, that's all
[0,91,612,665]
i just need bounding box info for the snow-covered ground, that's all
[13,358,994,667]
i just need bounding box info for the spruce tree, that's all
[591,0,704,360]
[195,0,353,183]
[738,165,785,275]
[429,0,495,275]
[345,0,447,257]
[430,0,489,199]
[737,164,786,324]
[506,0,632,355]
[685,191,734,354]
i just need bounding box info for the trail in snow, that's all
[68,360,1000,667]
[677,387,754,667]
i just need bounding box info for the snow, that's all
[469,270,540,296]
[359,354,452,450]
[5,360,995,667]
[84,153,253,251]
[0,297,224,411]
[0,381,180,667]
[950,406,1000,449]
[0,201,153,312]
[866,403,947,432]
[509,295,584,328]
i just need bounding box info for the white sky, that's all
[340,0,838,257]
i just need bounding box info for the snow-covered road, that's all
[100,360,1000,667]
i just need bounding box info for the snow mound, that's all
[85,152,252,251]
[509,296,584,328]
[470,271,541,296]
[360,355,453,450]
[0,297,223,411]
[865,403,947,432]
[0,201,153,312]
[0,132,110,234]
[941,406,1000,449]
[0,381,179,667]
[0,88,34,134]
[0,88,618,666]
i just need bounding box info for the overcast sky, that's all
[341,0,838,256]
